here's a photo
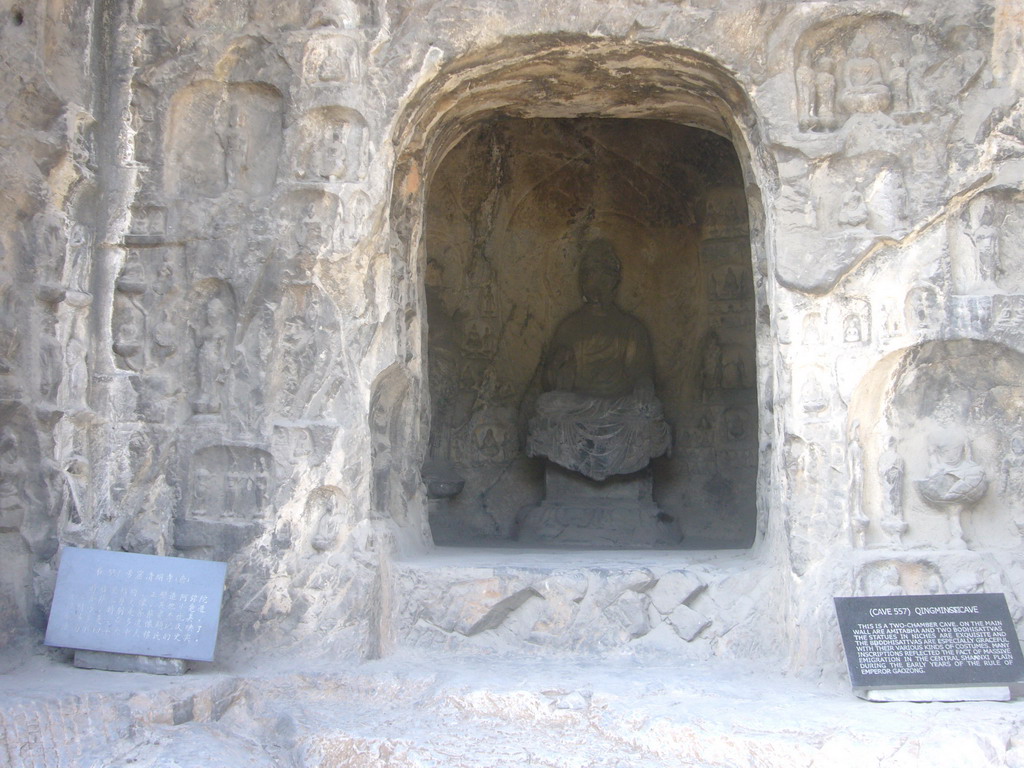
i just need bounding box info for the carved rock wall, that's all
[0,0,1022,673]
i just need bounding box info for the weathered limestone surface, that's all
[0,0,1023,729]
[5,654,1024,767]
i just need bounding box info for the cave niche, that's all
[424,118,757,549]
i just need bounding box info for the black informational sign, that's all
[834,593,1024,689]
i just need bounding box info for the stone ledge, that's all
[390,547,774,657]
[3,653,1024,767]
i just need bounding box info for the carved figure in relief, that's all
[802,312,822,345]
[721,346,752,390]
[959,295,993,335]
[838,187,868,228]
[838,31,892,115]
[290,205,326,279]
[112,291,146,371]
[346,191,371,247]
[999,434,1024,493]
[65,314,89,412]
[866,168,908,233]
[877,436,907,546]
[461,316,499,359]
[316,123,349,180]
[223,104,249,190]
[970,200,1001,283]
[908,34,931,112]
[701,331,723,393]
[814,57,838,130]
[192,297,231,414]
[906,284,940,331]
[796,50,817,131]
[310,0,361,27]
[858,563,903,596]
[304,36,357,82]
[469,414,518,464]
[0,426,24,527]
[527,239,671,482]
[848,421,868,547]
[704,188,746,234]
[310,490,343,551]
[710,266,744,300]
[63,225,92,300]
[953,28,988,93]
[801,372,828,414]
[843,313,862,343]
[880,303,900,340]
[1001,435,1024,535]
[280,311,317,400]
[916,427,988,548]
[889,54,910,113]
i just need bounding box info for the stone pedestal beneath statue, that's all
[517,464,678,547]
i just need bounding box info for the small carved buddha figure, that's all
[916,427,988,549]
[838,31,892,115]
[193,296,231,414]
[814,57,839,130]
[796,49,818,131]
[527,239,671,482]
[916,428,987,508]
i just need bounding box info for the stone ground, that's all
[4,647,1024,767]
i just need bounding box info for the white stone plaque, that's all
[44,547,227,662]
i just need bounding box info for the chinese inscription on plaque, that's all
[45,547,227,662]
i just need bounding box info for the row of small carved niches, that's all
[125,188,372,261]
[110,414,349,562]
[850,553,1024,625]
[125,12,381,322]
[793,16,988,135]
[778,185,1016,346]
[158,87,371,198]
[132,0,378,57]
[775,14,1000,294]
[698,236,757,407]
[775,279,1002,372]
[154,423,380,639]
[110,244,352,427]
[772,287,1024,432]
[128,93,373,256]
[129,13,374,197]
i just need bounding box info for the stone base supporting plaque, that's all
[858,686,1012,703]
[517,464,678,547]
[74,650,187,676]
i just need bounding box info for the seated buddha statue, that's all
[527,239,671,482]
[838,32,892,115]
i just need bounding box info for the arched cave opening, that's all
[422,117,757,549]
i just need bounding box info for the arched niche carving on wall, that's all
[387,38,776,551]
[165,80,284,199]
[368,363,418,527]
[849,339,1024,552]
